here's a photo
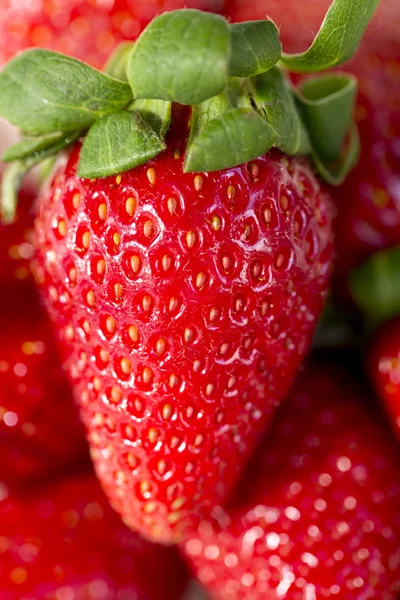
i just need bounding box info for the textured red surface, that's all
[34,111,333,542]
[0,472,189,599]
[369,318,400,441]
[0,0,226,69]
[183,362,400,599]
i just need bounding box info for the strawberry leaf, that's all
[1,131,81,221]
[127,10,230,105]
[104,42,135,82]
[311,123,360,186]
[350,247,400,325]
[77,111,166,179]
[296,74,358,162]
[281,0,380,73]
[1,162,26,223]
[185,106,276,173]
[229,21,281,78]
[253,68,311,156]
[3,132,69,162]
[128,99,172,139]
[0,49,133,135]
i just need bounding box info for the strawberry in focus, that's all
[33,112,333,543]
[226,0,400,311]
[0,0,226,69]
[0,471,189,599]
[183,361,400,599]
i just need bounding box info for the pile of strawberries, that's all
[0,0,399,599]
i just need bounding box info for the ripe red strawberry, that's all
[0,0,226,69]
[183,361,400,599]
[368,318,400,441]
[0,471,189,599]
[226,0,400,311]
[33,114,333,542]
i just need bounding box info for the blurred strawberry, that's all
[226,0,400,311]
[183,361,400,599]
[0,471,189,599]
[0,287,89,484]
[0,0,226,69]
[369,318,400,441]
[0,117,88,485]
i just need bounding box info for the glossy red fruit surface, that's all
[0,0,226,69]
[34,112,333,543]
[183,362,400,600]
[226,0,400,311]
[369,318,400,441]
[0,471,189,599]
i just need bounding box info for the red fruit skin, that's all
[0,0,226,69]
[183,362,400,600]
[369,318,400,441]
[226,0,400,312]
[33,113,333,543]
[0,471,189,600]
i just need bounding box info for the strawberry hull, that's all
[226,0,400,311]
[34,113,333,543]
[183,361,400,599]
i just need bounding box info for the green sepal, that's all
[1,131,81,221]
[3,132,67,162]
[127,9,230,105]
[281,0,380,73]
[184,83,276,173]
[252,67,311,156]
[104,41,135,82]
[229,20,281,78]
[0,49,133,135]
[1,162,27,223]
[296,74,358,162]
[350,247,400,326]
[128,99,172,138]
[77,110,166,179]
[312,123,360,186]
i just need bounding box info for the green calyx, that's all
[0,0,379,219]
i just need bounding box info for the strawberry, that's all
[0,5,374,542]
[226,0,400,311]
[183,361,400,600]
[0,471,189,599]
[368,318,400,441]
[0,0,226,69]
[33,132,333,543]
[0,285,89,484]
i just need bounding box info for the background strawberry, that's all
[0,285,89,485]
[0,0,226,69]
[33,114,333,543]
[183,359,400,599]
[0,470,189,599]
[226,0,400,311]
[368,319,400,441]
